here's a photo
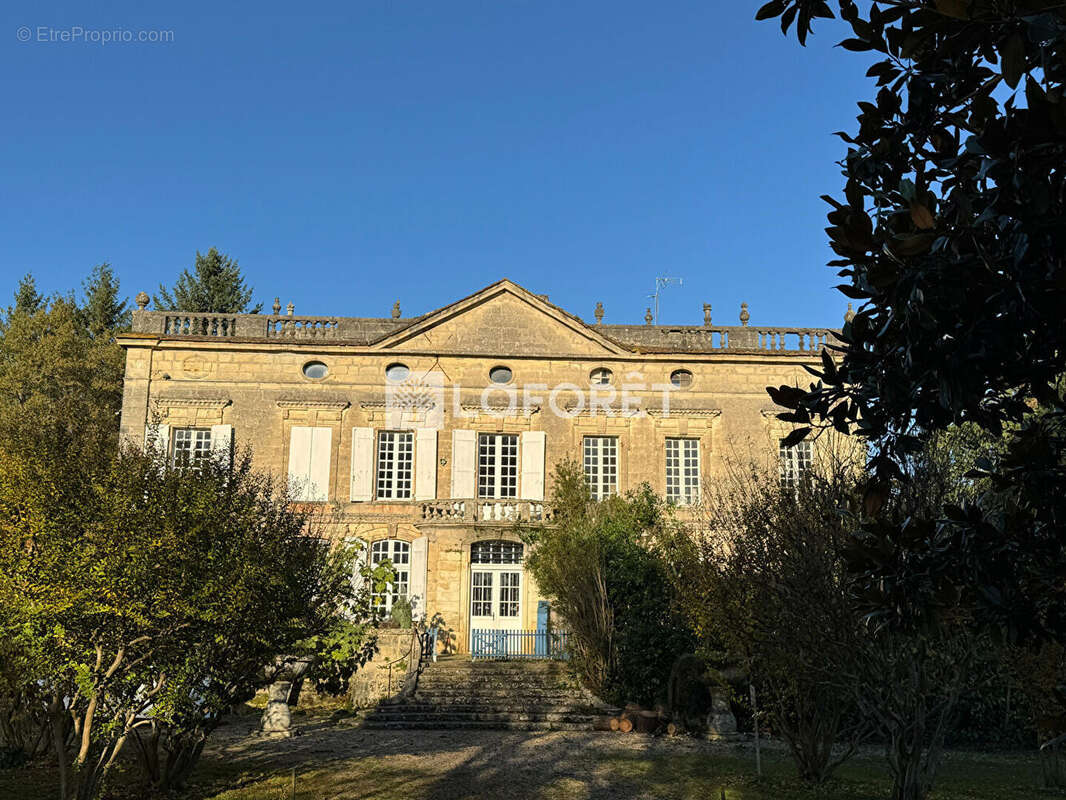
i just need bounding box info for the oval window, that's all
[589,367,613,386]
[302,361,329,380]
[489,366,512,384]
[385,363,410,382]
[670,369,693,389]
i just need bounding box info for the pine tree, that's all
[154,248,261,314]
[10,274,42,317]
[81,263,130,339]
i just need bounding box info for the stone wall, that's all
[348,628,419,709]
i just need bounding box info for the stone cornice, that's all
[276,398,351,411]
[153,396,231,409]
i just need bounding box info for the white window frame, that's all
[665,437,701,506]
[171,427,212,470]
[477,433,518,499]
[779,438,813,490]
[371,539,411,614]
[376,430,414,500]
[583,436,618,500]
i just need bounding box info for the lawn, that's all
[0,715,1044,800]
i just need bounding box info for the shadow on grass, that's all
[0,715,1043,800]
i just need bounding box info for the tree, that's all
[521,461,694,706]
[154,248,261,314]
[756,1,1066,643]
[8,274,42,318]
[0,441,361,800]
[670,437,986,799]
[79,264,129,340]
[667,453,872,784]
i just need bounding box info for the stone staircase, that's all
[360,656,606,731]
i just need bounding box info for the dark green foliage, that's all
[154,247,261,313]
[9,274,42,317]
[521,461,694,706]
[79,264,129,339]
[756,1,1066,645]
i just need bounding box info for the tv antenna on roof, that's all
[648,276,683,324]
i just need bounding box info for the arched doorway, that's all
[469,539,524,655]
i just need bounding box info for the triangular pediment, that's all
[372,280,629,356]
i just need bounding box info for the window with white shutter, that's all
[665,438,700,506]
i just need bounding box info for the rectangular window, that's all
[478,434,518,499]
[471,572,494,617]
[583,436,618,500]
[376,431,414,499]
[665,438,701,506]
[371,539,410,612]
[499,572,520,617]
[779,438,813,490]
[171,428,212,470]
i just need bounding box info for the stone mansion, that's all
[117,279,838,654]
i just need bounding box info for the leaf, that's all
[780,427,811,448]
[934,0,970,19]
[755,0,787,21]
[839,38,874,52]
[910,204,935,230]
[1000,31,1025,90]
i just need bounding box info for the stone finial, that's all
[703,303,712,326]
[739,302,750,326]
[135,291,150,309]
[392,301,401,320]
[594,302,604,325]
[645,307,654,325]
[272,297,281,315]
[844,302,856,323]
[286,302,294,316]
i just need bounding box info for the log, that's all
[666,722,681,737]
[618,717,634,733]
[609,717,620,731]
[635,710,660,734]
[593,716,614,732]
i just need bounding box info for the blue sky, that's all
[1,1,875,329]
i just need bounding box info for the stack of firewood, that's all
[593,702,679,735]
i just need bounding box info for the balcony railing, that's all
[419,499,553,524]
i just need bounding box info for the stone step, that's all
[411,691,588,699]
[378,703,596,714]
[364,711,592,723]
[359,719,593,731]
[415,680,576,692]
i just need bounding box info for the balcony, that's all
[419,499,554,524]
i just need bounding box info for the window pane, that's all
[499,571,520,617]
[472,571,494,617]
[376,431,414,499]
[583,436,618,500]
[477,433,518,499]
[171,428,212,470]
[370,539,411,613]
[779,439,812,490]
[471,540,524,564]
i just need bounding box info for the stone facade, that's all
[117,279,836,654]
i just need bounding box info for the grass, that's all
[0,726,1044,800]
[195,748,1042,800]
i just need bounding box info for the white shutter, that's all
[451,430,476,498]
[144,424,170,462]
[350,427,374,502]
[409,535,429,621]
[415,429,438,500]
[308,427,332,502]
[521,430,546,501]
[287,426,313,500]
[210,424,233,467]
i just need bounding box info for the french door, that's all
[470,566,522,654]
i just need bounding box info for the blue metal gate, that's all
[470,629,570,660]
